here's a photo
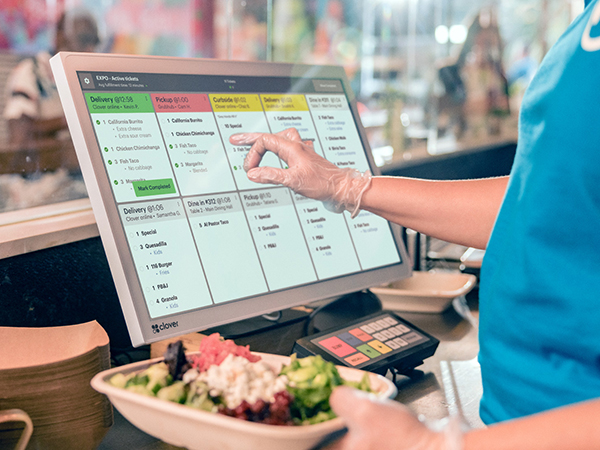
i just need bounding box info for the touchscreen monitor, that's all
[50,53,411,346]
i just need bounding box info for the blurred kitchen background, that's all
[0,0,584,269]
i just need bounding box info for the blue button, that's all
[338,331,363,347]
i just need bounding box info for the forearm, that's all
[464,399,600,450]
[360,176,509,249]
[232,131,508,249]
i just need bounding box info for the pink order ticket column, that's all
[151,93,236,196]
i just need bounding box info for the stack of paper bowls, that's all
[0,321,113,449]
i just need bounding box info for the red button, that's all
[319,336,355,357]
[349,328,372,342]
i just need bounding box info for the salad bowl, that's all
[92,352,397,450]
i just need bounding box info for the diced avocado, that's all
[355,372,373,392]
[142,362,172,394]
[109,373,129,389]
[125,384,154,396]
[281,354,372,424]
[302,410,336,425]
[125,373,149,388]
[287,366,318,383]
[157,381,187,404]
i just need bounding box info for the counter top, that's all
[97,296,484,449]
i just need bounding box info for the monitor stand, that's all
[306,289,382,334]
[202,307,311,340]
[201,290,382,355]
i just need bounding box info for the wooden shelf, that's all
[0,198,99,259]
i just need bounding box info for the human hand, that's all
[229,128,372,217]
[328,386,462,450]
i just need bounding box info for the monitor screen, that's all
[51,53,411,347]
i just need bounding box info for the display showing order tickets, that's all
[85,91,401,319]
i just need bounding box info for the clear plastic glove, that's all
[229,128,372,217]
[328,386,463,450]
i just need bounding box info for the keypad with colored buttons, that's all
[292,311,439,375]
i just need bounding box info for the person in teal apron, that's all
[230,0,600,446]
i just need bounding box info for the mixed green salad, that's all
[109,333,372,425]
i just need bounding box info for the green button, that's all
[357,344,381,358]
[132,179,176,197]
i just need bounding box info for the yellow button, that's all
[367,340,392,354]
[261,94,309,111]
[209,94,263,112]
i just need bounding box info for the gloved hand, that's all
[328,386,464,450]
[229,128,372,217]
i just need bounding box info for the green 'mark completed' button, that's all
[85,92,154,113]
[132,179,176,197]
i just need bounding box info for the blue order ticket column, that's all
[307,93,401,270]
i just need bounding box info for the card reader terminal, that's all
[293,311,439,376]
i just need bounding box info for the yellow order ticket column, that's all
[262,94,363,280]
[261,94,325,157]
[210,94,281,191]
